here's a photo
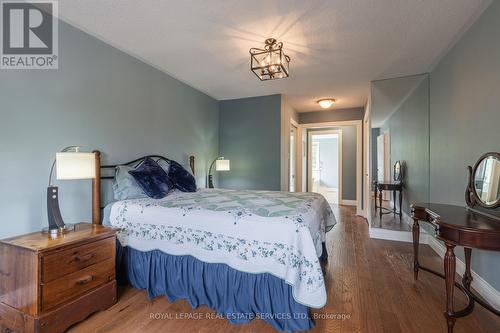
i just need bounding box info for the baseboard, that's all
[369,227,428,244]
[340,199,357,206]
[426,236,500,311]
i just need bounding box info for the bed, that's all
[91,152,336,332]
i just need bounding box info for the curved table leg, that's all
[393,190,396,217]
[412,219,420,280]
[399,189,403,219]
[379,189,383,220]
[444,242,456,333]
[463,248,472,289]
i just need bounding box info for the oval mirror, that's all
[394,160,402,182]
[473,153,500,207]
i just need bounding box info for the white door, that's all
[289,124,297,192]
[362,107,374,219]
[363,100,371,221]
[377,134,385,182]
[377,132,391,200]
[384,132,391,184]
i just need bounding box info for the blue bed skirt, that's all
[116,243,315,332]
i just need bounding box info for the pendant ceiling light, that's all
[249,38,290,81]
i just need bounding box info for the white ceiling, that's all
[58,0,491,112]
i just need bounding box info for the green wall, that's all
[429,1,500,290]
[218,95,282,190]
[373,2,500,291]
[0,20,219,239]
[379,76,430,214]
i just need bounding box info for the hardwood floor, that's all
[370,197,411,231]
[70,206,500,333]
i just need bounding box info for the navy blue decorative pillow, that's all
[168,160,196,192]
[128,157,174,199]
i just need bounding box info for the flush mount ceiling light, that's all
[249,38,290,81]
[317,98,336,109]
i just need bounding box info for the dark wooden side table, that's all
[374,181,403,221]
[411,203,500,333]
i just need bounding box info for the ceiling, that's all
[58,0,491,112]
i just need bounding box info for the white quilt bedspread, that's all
[107,189,336,308]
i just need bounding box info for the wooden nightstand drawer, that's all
[41,258,115,312]
[42,236,115,283]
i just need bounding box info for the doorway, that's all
[297,120,362,214]
[307,130,342,204]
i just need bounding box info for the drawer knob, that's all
[74,253,96,262]
[76,275,94,285]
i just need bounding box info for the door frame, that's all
[299,120,363,215]
[307,129,342,204]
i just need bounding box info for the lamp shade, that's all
[56,152,96,180]
[215,159,230,171]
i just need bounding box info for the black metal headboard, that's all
[91,151,195,224]
[100,155,175,180]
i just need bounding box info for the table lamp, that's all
[208,157,230,188]
[44,146,96,235]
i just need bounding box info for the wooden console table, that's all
[411,203,500,333]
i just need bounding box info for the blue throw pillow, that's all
[168,160,197,192]
[128,157,174,199]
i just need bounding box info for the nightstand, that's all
[0,223,117,333]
